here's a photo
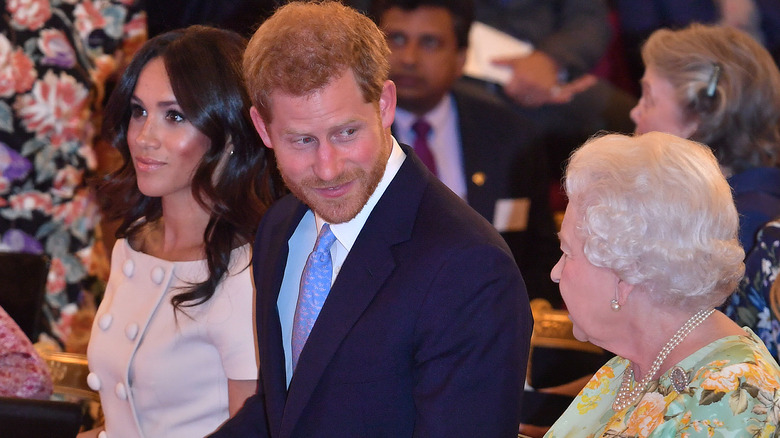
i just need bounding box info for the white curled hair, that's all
[564,132,745,309]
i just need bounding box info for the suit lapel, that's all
[256,199,308,437]
[452,88,490,218]
[279,146,428,437]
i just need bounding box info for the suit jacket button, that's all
[98,314,113,331]
[151,266,165,285]
[87,372,101,391]
[123,259,134,277]
[125,323,139,341]
[115,382,128,400]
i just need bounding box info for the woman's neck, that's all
[618,303,743,381]
[139,195,211,261]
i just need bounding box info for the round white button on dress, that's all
[115,382,127,400]
[151,266,165,285]
[98,314,113,331]
[123,259,135,277]
[125,323,139,341]
[87,372,102,391]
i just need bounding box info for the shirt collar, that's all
[314,137,406,251]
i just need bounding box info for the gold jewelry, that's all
[612,308,714,411]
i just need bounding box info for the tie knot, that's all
[313,223,337,254]
[412,119,431,138]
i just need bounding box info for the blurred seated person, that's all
[470,0,637,182]
[474,0,609,107]
[546,131,780,436]
[370,0,560,306]
[0,305,52,400]
[722,219,780,361]
[630,23,780,253]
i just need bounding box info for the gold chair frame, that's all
[40,351,98,402]
[527,298,602,388]
[40,350,103,429]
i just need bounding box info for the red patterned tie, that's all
[412,119,437,176]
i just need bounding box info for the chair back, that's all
[40,350,103,430]
[521,299,607,428]
[529,299,603,351]
[0,252,50,341]
[0,396,82,438]
[40,351,100,403]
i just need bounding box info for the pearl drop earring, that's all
[611,299,621,311]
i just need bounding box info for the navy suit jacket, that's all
[211,144,532,437]
[450,81,561,306]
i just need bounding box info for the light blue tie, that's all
[292,224,337,370]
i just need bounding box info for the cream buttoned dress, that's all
[86,239,257,438]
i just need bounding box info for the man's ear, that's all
[379,80,397,130]
[250,106,273,149]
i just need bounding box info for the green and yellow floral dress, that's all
[546,328,780,437]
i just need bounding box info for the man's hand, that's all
[493,51,596,107]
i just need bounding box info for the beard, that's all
[280,151,388,224]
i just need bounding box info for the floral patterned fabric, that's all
[722,220,780,362]
[546,328,780,437]
[0,0,146,345]
[0,305,52,399]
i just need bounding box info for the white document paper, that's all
[464,21,534,86]
[493,198,531,232]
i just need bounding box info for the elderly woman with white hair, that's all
[545,132,780,437]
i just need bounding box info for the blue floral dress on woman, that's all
[0,0,145,346]
[722,220,780,361]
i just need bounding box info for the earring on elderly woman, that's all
[611,285,622,311]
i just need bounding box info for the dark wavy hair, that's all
[99,25,284,313]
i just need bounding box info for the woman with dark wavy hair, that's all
[82,25,282,438]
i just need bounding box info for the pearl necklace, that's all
[612,308,714,411]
